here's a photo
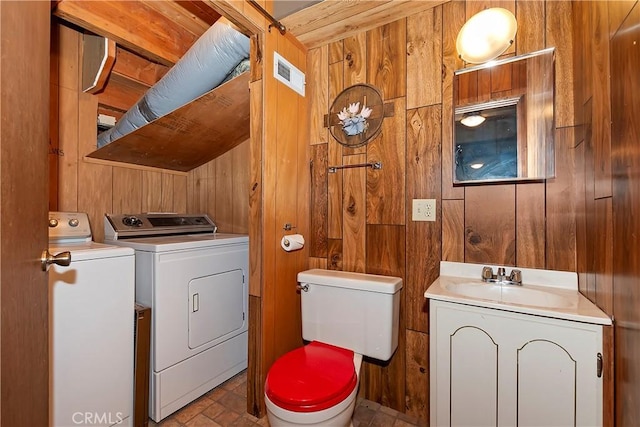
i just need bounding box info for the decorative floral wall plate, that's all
[328,84,384,148]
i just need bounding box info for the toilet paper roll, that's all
[281,234,305,252]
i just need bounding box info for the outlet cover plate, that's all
[412,199,436,221]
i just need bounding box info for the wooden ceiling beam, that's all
[97,73,149,113]
[102,47,169,114]
[140,0,213,36]
[282,0,450,48]
[201,0,264,36]
[111,47,169,88]
[53,0,200,66]
[283,0,397,36]
[175,1,222,27]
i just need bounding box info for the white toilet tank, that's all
[297,269,402,361]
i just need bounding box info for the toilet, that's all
[264,269,403,427]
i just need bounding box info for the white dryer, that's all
[104,213,249,422]
[48,212,135,427]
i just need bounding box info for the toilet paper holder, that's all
[281,232,305,252]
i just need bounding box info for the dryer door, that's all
[188,269,245,348]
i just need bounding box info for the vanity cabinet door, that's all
[449,325,499,427]
[516,339,580,426]
[430,300,603,427]
[431,302,506,426]
[508,314,603,427]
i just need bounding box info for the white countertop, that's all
[425,261,612,325]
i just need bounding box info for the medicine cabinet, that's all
[453,48,555,184]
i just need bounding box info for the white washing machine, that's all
[104,213,249,422]
[48,212,135,427]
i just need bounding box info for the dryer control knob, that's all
[123,216,143,227]
[68,218,79,227]
[49,218,58,228]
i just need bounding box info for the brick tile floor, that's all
[150,370,426,427]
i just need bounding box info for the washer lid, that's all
[265,341,357,412]
[48,242,134,261]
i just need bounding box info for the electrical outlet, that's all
[412,199,436,222]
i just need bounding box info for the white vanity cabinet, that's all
[430,300,604,427]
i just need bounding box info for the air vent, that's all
[97,113,116,135]
[273,52,305,96]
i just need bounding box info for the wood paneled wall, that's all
[246,27,310,416]
[307,0,576,420]
[573,1,639,426]
[49,22,249,241]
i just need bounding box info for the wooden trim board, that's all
[82,156,188,176]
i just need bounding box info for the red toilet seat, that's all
[265,341,357,413]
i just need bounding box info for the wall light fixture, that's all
[456,8,517,64]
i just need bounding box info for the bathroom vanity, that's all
[425,262,611,427]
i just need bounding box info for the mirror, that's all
[453,48,555,184]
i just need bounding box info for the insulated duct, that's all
[97,19,250,148]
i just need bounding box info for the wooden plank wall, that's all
[573,1,639,426]
[50,22,249,240]
[609,5,640,425]
[307,0,575,421]
[245,17,310,414]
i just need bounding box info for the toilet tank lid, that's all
[297,269,403,294]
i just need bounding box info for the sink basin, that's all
[444,282,575,309]
[426,262,612,325]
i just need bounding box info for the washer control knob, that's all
[49,218,59,228]
[68,218,79,227]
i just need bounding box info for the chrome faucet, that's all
[481,266,523,286]
[509,269,522,284]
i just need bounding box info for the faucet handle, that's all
[509,269,522,283]
[481,266,494,281]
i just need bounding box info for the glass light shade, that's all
[460,114,486,127]
[456,8,517,64]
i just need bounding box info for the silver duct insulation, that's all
[97,19,250,148]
